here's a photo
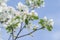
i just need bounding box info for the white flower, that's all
[0,3,8,12]
[18,23,21,28]
[15,11,21,16]
[0,3,7,7]
[17,2,29,13]
[0,6,3,12]
[7,6,17,17]
[44,16,47,21]
[8,15,12,19]
[0,0,8,3]
[48,19,54,26]
[43,16,54,26]
[26,0,45,8]
[0,13,8,21]
[30,10,38,16]
[23,14,27,21]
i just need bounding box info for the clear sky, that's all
[0,0,60,40]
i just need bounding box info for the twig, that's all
[17,27,43,38]
[11,27,14,40]
[14,22,24,40]
[8,34,11,40]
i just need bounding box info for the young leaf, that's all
[46,25,53,31]
[25,19,29,25]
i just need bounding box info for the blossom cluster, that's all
[0,0,39,29]
[44,16,54,26]
[0,0,54,40]
[0,0,54,32]
[26,0,45,9]
[39,16,54,31]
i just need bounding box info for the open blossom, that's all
[26,0,45,9]
[0,6,10,23]
[17,2,29,13]
[0,6,3,12]
[44,16,47,21]
[0,0,8,3]
[15,11,21,16]
[0,5,18,28]
[0,3,7,12]
[48,19,54,26]
[8,6,16,15]
[43,16,54,26]
[0,3,8,21]
[29,10,38,16]
[0,8,9,22]
[0,3,7,7]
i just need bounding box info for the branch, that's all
[14,22,24,40]
[11,27,14,40]
[8,34,11,40]
[17,27,43,38]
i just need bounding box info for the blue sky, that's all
[0,0,60,40]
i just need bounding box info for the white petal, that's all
[0,6,3,12]
[44,16,47,21]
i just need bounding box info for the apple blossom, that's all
[26,0,45,9]
[48,19,54,26]
[0,0,8,3]
[0,0,54,40]
[17,2,29,13]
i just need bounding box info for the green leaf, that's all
[6,22,19,33]
[39,19,44,26]
[25,19,29,25]
[32,16,39,20]
[6,26,12,33]
[46,25,53,31]
[11,16,20,22]
[14,16,20,20]
[37,1,40,6]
